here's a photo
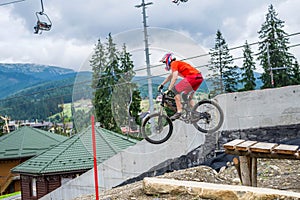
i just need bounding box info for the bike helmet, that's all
[160,53,176,71]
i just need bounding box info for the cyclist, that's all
[158,53,203,120]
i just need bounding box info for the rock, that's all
[143,177,300,200]
[75,159,300,199]
[232,177,241,185]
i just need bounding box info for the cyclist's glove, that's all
[158,84,164,91]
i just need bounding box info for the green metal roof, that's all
[0,126,67,160]
[12,126,138,175]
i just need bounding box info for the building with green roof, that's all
[11,125,138,200]
[0,126,67,195]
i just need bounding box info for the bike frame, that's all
[158,90,203,124]
[142,90,224,144]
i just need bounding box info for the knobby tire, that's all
[192,99,224,133]
[141,113,173,144]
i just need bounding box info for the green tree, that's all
[240,41,257,91]
[92,34,118,132]
[289,60,300,85]
[223,65,239,93]
[91,34,141,133]
[209,30,236,95]
[119,45,141,126]
[257,4,294,88]
[130,90,142,126]
[112,44,141,130]
[91,39,106,89]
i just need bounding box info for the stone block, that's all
[143,177,300,200]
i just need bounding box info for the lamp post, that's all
[135,0,154,113]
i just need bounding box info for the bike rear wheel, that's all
[141,113,173,144]
[192,99,224,133]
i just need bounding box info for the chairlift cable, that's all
[40,0,44,13]
[0,0,25,6]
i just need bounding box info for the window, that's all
[31,178,37,197]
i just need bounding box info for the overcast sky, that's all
[1,0,300,73]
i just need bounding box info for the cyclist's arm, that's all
[168,71,178,90]
[161,73,172,86]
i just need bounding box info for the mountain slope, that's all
[0,63,76,99]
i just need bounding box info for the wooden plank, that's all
[223,139,245,150]
[273,144,299,155]
[250,142,277,153]
[239,156,251,186]
[232,157,241,182]
[251,157,257,187]
[236,141,258,151]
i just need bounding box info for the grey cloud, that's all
[1,0,299,69]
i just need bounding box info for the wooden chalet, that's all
[0,126,67,196]
[12,126,138,200]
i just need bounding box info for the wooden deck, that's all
[223,139,300,186]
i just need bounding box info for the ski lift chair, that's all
[34,11,52,34]
[172,0,188,5]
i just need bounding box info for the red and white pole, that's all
[91,115,99,200]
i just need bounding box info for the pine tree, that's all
[91,39,106,89]
[290,60,300,85]
[240,41,256,91]
[223,65,239,93]
[119,45,141,127]
[257,4,294,88]
[111,44,141,130]
[91,34,141,133]
[91,39,113,131]
[209,30,237,95]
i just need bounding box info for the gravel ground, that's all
[74,159,300,200]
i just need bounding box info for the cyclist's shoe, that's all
[170,112,182,121]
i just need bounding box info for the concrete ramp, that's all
[41,121,206,200]
[40,85,300,200]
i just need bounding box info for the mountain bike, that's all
[141,90,224,144]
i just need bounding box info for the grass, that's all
[0,191,21,199]
[49,99,92,120]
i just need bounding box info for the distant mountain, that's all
[0,63,263,100]
[0,63,76,99]
[0,63,92,120]
[254,71,263,89]
[0,63,74,78]
[0,63,263,119]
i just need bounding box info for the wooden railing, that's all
[223,139,300,186]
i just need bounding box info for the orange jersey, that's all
[170,61,199,77]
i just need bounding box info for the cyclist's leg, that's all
[185,73,203,107]
[173,78,191,113]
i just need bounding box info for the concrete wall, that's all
[41,85,300,200]
[41,122,206,200]
[215,85,300,131]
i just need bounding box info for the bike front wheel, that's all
[192,99,224,133]
[141,113,173,144]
